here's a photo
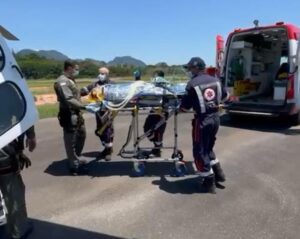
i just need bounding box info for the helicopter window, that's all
[0,46,4,72]
[0,82,26,136]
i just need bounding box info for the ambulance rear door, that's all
[294,34,300,110]
[0,26,39,149]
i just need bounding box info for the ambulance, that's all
[218,21,300,124]
[0,26,38,149]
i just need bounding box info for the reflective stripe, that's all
[197,169,213,177]
[154,141,162,146]
[216,82,222,104]
[105,143,113,148]
[194,86,206,113]
[210,158,219,166]
[199,82,219,90]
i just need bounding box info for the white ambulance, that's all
[0,26,38,226]
[0,26,38,149]
[219,21,300,124]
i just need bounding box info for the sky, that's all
[1,0,300,66]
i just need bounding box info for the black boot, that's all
[96,147,113,161]
[151,142,162,157]
[151,148,161,157]
[198,174,216,194]
[212,162,226,182]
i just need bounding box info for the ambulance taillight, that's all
[286,74,295,99]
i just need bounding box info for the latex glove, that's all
[85,103,101,113]
[26,137,36,152]
[19,153,32,170]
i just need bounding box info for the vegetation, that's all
[16,53,186,80]
[37,103,59,119]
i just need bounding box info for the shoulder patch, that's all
[60,82,67,86]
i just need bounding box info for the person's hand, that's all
[26,137,36,152]
[85,103,101,113]
[19,153,32,170]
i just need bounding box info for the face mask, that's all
[98,73,107,82]
[72,70,79,77]
[187,71,193,78]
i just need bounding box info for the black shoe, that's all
[151,148,161,157]
[70,166,89,176]
[96,147,113,161]
[197,174,216,194]
[212,163,226,182]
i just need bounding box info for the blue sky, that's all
[1,0,300,65]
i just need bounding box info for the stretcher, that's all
[87,81,188,176]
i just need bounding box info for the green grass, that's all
[37,103,59,119]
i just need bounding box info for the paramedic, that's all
[54,61,97,175]
[180,57,227,193]
[0,126,36,239]
[81,67,114,161]
[143,70,169,157]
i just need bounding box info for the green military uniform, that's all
[0,126,35,239]
[54,74,86,171]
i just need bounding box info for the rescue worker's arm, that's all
[54,82,85,110]
[25,126,36,152]
[80,82,97,96]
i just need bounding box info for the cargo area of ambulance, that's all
[223,22,300,124]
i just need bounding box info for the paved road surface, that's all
[19,113,300,239]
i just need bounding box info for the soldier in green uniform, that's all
[54,61,98,175]
[0,126,36,239]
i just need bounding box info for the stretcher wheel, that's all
[171,150,184,161]
[132,161,145,177]
[170,161,186,177]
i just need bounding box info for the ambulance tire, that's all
[228,113,241,123]
[289,112,300,126]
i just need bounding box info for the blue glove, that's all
[85,103,101,113]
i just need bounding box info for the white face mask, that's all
[187,71,193,78]
[98,73,107,82]
[72,70,79,77]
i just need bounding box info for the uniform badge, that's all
[204,88,216,101]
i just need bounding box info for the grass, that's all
[37,103,59,119]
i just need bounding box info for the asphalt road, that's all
[20,113,300,239]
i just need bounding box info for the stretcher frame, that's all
[91,83,188,176]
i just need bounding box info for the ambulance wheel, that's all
[170,161,187,177]
[171,150,184,161]
[289,112,300,126]
[132,162,145,177]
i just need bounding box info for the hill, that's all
[17,49,69,61]
[107,56,146,67]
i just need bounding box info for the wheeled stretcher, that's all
[87,81,188,176]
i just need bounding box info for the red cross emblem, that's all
[204,88,216,101]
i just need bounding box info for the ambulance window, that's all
[0,82,26,136]
[0,46,4,72]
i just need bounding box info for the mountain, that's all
[17,49,69,61]
[107,56,146,67]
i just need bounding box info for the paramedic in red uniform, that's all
[180,57,227,193]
